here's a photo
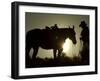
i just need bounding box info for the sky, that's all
[25,12,89,59]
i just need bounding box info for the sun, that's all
[63,38,71,53]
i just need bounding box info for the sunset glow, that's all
[63,38,72,52]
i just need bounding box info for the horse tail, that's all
[25,31,32,67]
[25,29,41,64]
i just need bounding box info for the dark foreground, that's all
[26,55,89,68]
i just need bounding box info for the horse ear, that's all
[73,25,74,29]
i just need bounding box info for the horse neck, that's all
[59,29,69,39]
[66,29,74,39]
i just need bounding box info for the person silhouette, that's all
[79,21,89,63]
[79,21,89,45]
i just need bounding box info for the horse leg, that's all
[25,46,31,67]
[32,47,39,62]
[58,48,63,58]
[53,49,57,59]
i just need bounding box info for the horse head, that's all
[59,26,77,45]
[67,26,77,44]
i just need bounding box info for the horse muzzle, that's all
[73,40,77,44]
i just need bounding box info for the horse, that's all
[26,26,77,63]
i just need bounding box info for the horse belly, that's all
[40,42,53,49]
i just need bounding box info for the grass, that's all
[26,52,89,68]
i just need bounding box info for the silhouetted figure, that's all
[79,21,89,45]
[79,21,89,64]
[26,25,77,66]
